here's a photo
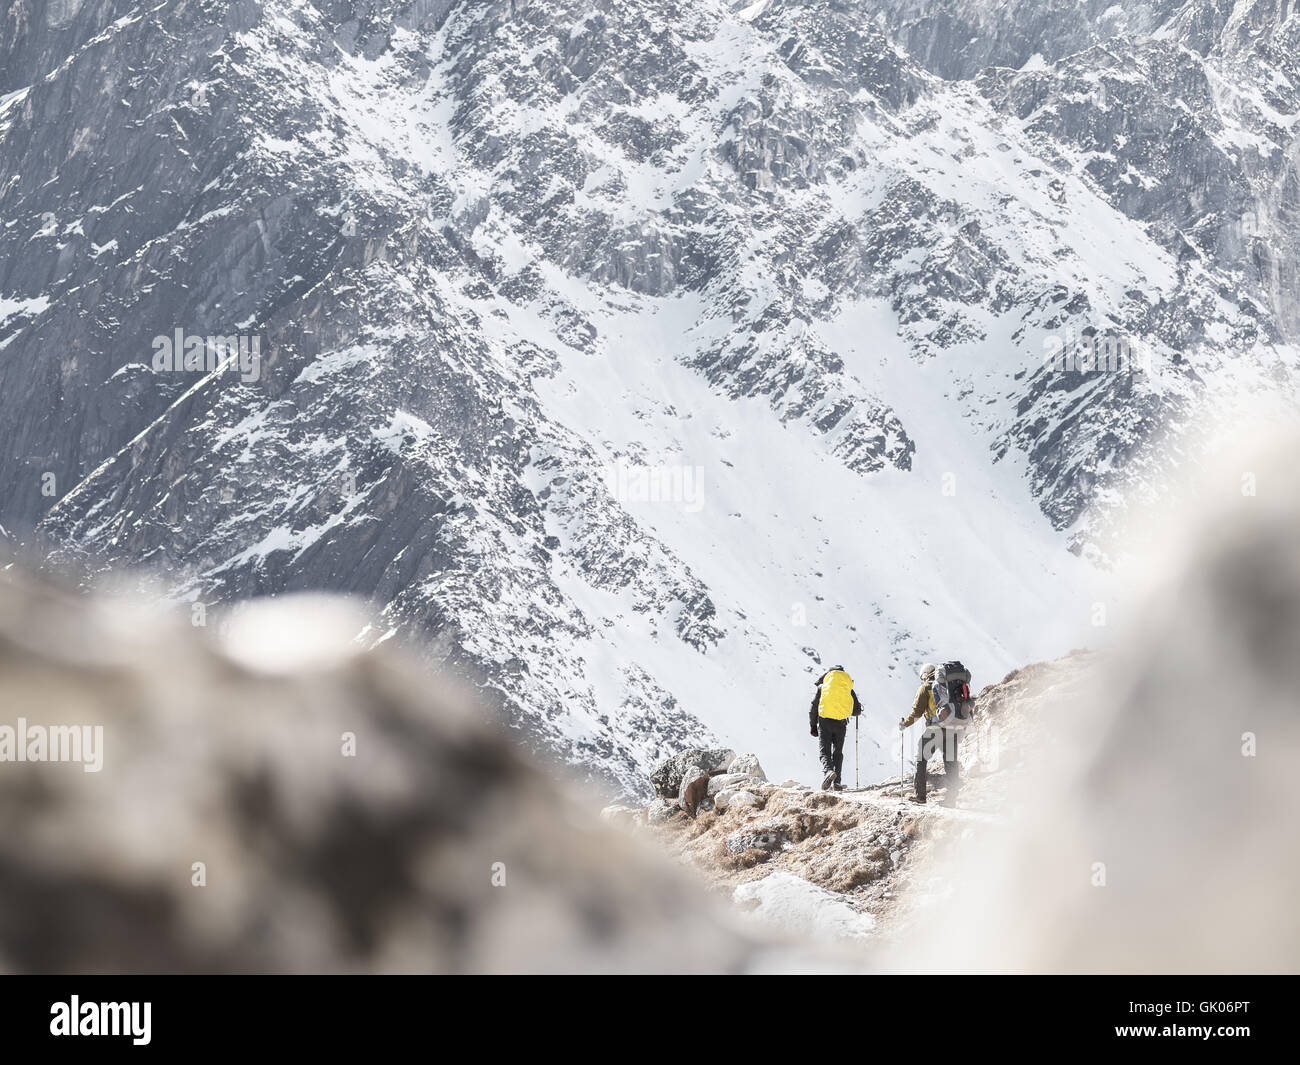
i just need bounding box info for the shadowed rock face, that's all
[0,572,757,973]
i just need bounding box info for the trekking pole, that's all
[854,716,859,789]
[900,723,905,790]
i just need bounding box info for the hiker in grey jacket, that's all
[899,662,972,805]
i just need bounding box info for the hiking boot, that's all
[909,794,927,805]
[821,770,837,790]
[833,782,845,792]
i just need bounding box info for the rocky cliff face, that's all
[3,1,1298,794]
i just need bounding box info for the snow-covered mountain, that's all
[3,0,1298,794]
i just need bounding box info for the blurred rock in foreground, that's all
[0,576,756,973]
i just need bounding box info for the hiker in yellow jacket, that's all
[809,665,862,791]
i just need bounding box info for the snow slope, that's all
[521,282,1107,786]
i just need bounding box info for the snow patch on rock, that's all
[734,871,876,940]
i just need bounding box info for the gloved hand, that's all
[898,717,908,731]
[810,725,819,738]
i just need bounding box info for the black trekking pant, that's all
[818,717,848,783]
[915,726,960,802]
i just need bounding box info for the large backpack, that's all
[817,669,855,721]
[936,660,974,724]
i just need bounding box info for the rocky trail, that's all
[837,783,1006,825]
[600,654,1086,942]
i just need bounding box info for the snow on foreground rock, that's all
[734,872,875,941]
